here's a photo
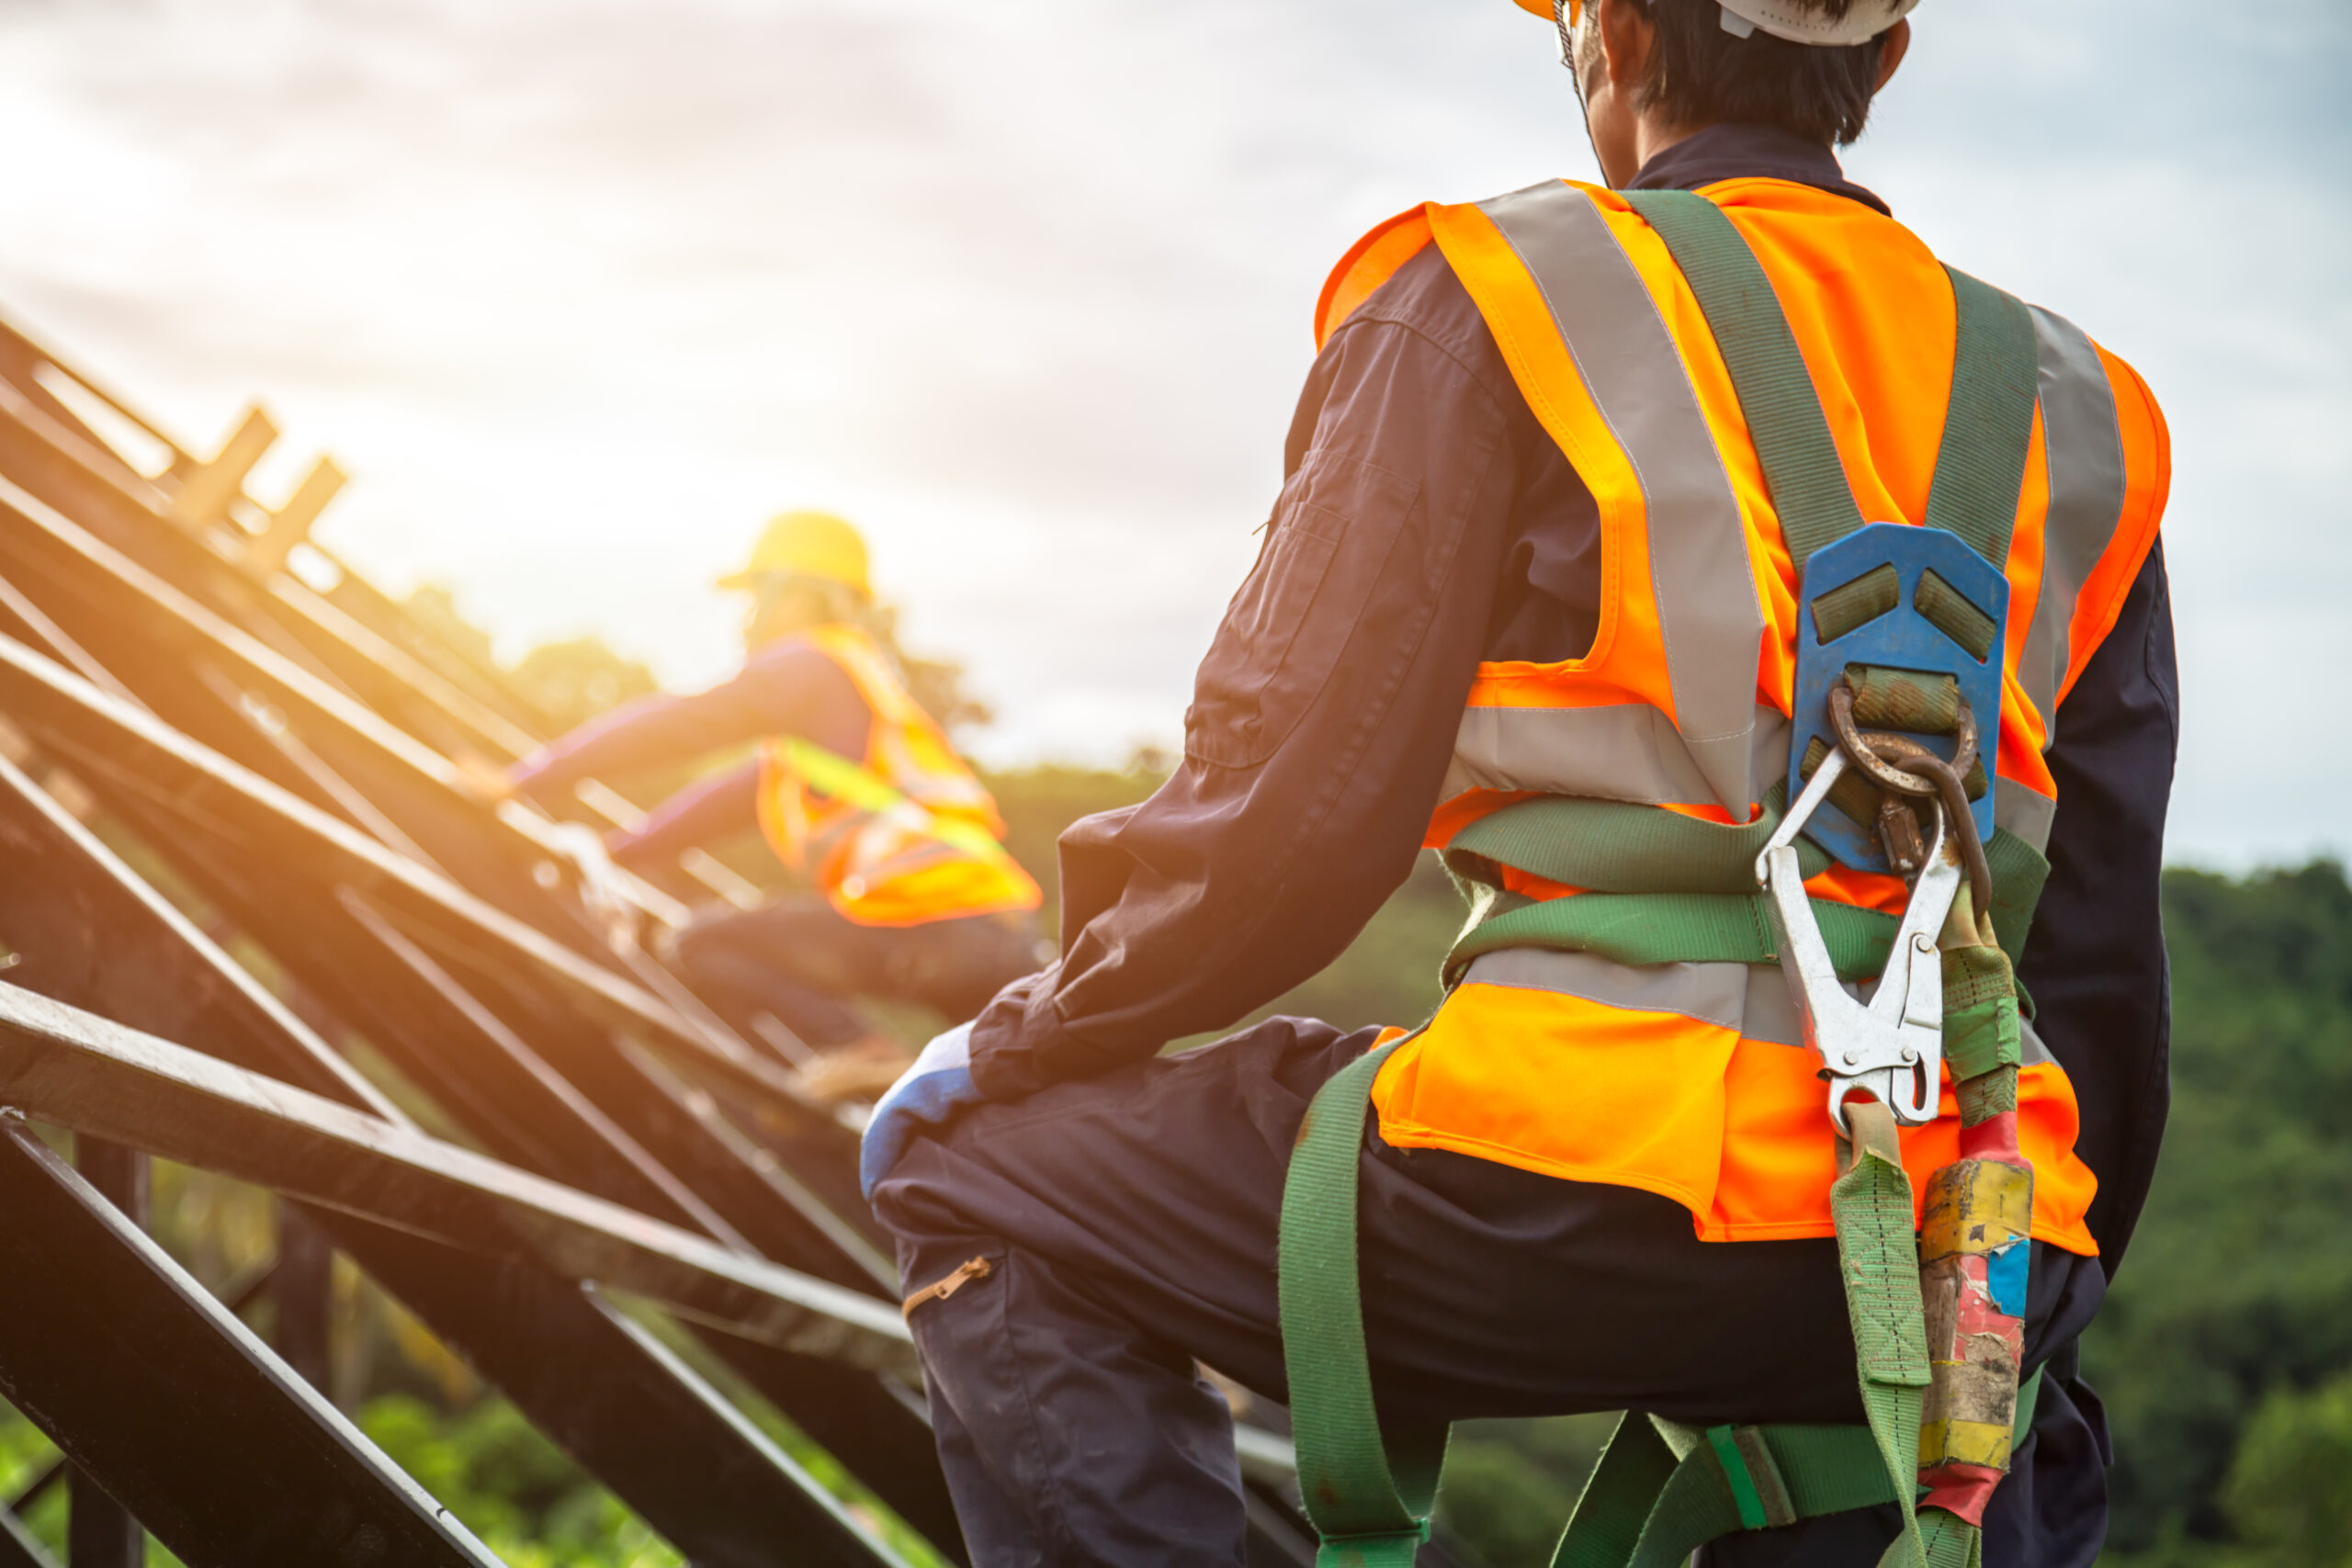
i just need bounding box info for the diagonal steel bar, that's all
[0,745,957,1558]
[0,1119,503,1568]
[326,1212,918,1568]
[0,981,917,1377]
[0,1511,54,1568]
[0,624,812,1114]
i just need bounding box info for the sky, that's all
[0,0,2344,867]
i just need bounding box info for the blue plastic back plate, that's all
[1787,523,2008,874]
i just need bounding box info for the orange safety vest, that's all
[1317,179,2168,1254]
[753,623,1042,929]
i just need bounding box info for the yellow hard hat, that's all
[718,511,870,596]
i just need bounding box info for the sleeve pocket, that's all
[1184,450,1422,769]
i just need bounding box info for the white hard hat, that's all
[1715,0,1918,45]
[1514,0,1917,48]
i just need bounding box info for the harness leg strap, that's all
[1278,1036,1451,1567]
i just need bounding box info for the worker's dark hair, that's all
[1624,0,1890,147]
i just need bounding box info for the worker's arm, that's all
[967,252,1559,1100]
[508,639,867,799]
[2015,540,2178,1274]
[605,759,763,867]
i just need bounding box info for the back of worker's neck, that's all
[1621,118,1712,186]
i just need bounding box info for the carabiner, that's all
[1756,750,1962,1134]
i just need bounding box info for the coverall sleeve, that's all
[606,759,763,866]
[2014,541,2179,1274]
[967,298,1532,1100]
[509,641,862,797]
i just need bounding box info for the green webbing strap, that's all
[1443,781,1828,896]
[1982,829,2051,977]
[1924,268,2041,569]
[1830,1102,1937,1567]
[1283,1041,2049,1568]
[1440,811,2050,990]
[1278,1037,1450,1567]
[1550,1373,2044,1568]
[1444,888,1900,988]
[1625,193,2043,581]
[1622,189,1865,569]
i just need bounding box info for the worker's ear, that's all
[1873,18,1911,92]
[1594,0,1657,95]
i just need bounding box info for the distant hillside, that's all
[2094,863,2352,1564]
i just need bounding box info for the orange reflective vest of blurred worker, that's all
[753,620,1040,929]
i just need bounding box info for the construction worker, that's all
[506,511,1044,1096]
[864,1,2177,1563]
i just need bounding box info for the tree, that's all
[507,638,657,735]
[2221,1371,2352,1565]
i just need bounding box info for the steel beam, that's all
[0,1511,57,1568]
[0,761,963,1557]
[0,621,816,1117]
[328,1213,913,1568]
[270,1206,334,1391]
[0,982,915,1375]
[0,647,890,1275]
[0,1119,501,1568]
[0,750,401,1118]
[67,1140,144,1568]
[0,759,973,1543]
[0,321,1303,1563]
[700,1332,968,1554]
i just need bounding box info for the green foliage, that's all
[401,583,500,674]
[2219,1370,2352,1565]
[357,1394,682,1567]
[2090,863,2352,1554]
[982,761,1457,1034]
[980,760,1164,930]
[865,602,992,735]
[1436,1415,1615,1567]
[1259,852,1456,1033]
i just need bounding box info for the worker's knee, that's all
[895,1232,1249,1564]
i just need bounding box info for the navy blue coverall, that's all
[873,125,2178,1568]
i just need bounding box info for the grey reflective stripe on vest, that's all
[1443,704,1791,808]
[1473,183,1765,815]
[2018,305,2129,746]
[1996,776,2059,855]
[1457,948,1807,1046]
[1457,946,2055,1065]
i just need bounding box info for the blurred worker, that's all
[507,511,1043,1099]
[862,2,2177,1564]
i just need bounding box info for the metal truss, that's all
[0,318,1316,1566]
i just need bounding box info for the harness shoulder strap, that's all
[1621,189,1864,569]
[1623,190,2041,574]
[1926,268,2040,569]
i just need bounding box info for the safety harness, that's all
[1276,189,2048,1568]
